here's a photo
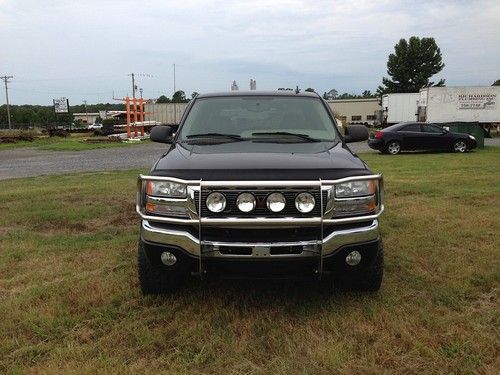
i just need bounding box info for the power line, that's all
[1,75,13,130]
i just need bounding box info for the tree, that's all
[362,90,377,98]
[156,95,170,103]
[492,79,500,86]
[323,89,338,100]
[305,88,315,93]
[191,92,199,99]
[378,37,445,95]
[172,90,187,103]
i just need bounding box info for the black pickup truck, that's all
[136,91,384,293]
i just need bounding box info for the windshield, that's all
[178,96,338,142]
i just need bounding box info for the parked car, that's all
[87,123,102,130]
[368,122,477,154]
[136,91,385,294]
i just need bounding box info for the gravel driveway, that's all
[0,138,498,180]
[0,143,168,180]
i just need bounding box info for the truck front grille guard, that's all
[137,175,384,277]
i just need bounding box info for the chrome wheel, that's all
[387,141,401,155]
[453,140,467,153]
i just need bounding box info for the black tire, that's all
[385,140,401,155]
[452,139,467,153]
[137,241,188,294]
[334,247,384,292]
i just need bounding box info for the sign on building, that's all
[458,93,496,110]
[53,97,69,113]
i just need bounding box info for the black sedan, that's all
[368,122,477,155]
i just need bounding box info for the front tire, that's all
[452,139,467,153]
[334,246,384,292]
[138,241,188,294]
[386,141,401,155]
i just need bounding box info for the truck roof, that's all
[196,91,320,99]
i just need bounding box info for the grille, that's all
[196,190,327,218]
[201,226,321,242]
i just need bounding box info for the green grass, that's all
[0,133,149,151]
[0,149,499,374]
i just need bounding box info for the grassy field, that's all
[0,133,149,151]
[0,149,499,374]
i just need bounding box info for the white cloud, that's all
[0,0,499,103]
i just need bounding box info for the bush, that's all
[0,130,36,143]
[101,118,119,136]
[48,129,70,137]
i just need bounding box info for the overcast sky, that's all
[1,0,499,104]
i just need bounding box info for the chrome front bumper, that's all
[141,219,381,258]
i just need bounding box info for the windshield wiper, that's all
[251,131,322,142]
[186,133,243,140]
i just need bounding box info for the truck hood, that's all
[151,140,371,180]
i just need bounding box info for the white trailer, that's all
[418,86,500,124]
[144,103,189,124]
[381,93,419,124]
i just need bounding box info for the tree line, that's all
[0,103,125,127]
[156,90,197,103]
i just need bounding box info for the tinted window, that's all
[422,124,443,133]
[179,97,338,141]
[399,124,421,132]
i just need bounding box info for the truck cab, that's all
[136,91,384,293]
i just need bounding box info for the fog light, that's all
[266,192,286,212]
[206,192,226,213]
[237,192,256,212]
[345,250,361,266]
[161,251,177,266]
[295,192,315,213]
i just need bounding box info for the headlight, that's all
[266,192,286,212]
[237,193,256,212]
[332,178,380,217]
[295,192,315,213]
[335,180,375,198]
[146,181,187,198]
[333,196,377,216]
[206,192,226,213]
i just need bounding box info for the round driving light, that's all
[345,250,362,266]
[161,251,177,266]
[295,192,315,213]
[266,192,286,212]
[236,193,256,212]
[206,192,226,213]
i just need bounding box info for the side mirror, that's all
[344,125,369,143]
[150,125,173,143]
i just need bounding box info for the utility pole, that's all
[173,64,176,94]
[1,75,13,130]
[128,73,137,99]
[139,88,143,99]
[173,64,177,124]
[82,100,88,125]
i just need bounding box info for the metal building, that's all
[327,98,381,126]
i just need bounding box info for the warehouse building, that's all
[327,98,381,126]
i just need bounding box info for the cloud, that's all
[0,0,499,103]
